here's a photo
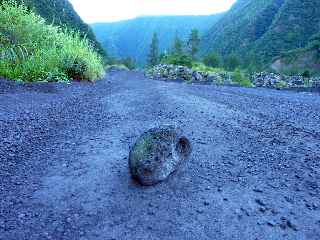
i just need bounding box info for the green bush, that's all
[275,81,288,89]
[161,54,193,68]
[233,69,253,87]
[192,62,225,74]
[0,1,104,82]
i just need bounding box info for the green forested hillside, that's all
[0,0,106,57]
[201,0,320,71]
[91,14,223,65]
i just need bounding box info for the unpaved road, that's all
[1,70,320,240]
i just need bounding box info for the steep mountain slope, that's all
[0,0,106,57]
[91,14,223,65]
[201,0,320,69]
[270,33,320,74]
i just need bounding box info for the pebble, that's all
[253,188,263,193]
[197,209,204,214]
[255,199,266,206]
[267,220,277,227]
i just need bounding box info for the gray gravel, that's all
[0,70,320,240]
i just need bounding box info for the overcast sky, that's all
[69,0,237,23]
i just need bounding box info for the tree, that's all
[187,29,200,60]
[172,32,183,55]
[203,52,221,68]
[147,32,159,67]
[161,54,193,68]
[224,54,240,71]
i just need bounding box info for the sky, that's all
[69,0,237,23]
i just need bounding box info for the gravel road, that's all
[1,70,320,240]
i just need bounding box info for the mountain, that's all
[270,33,320,74]
[201,0,320,72]
[0,0,106,57]
[91,14,223,65]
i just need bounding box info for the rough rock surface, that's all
[147,65,320,90]
[252,72,320,89]
[146,64,230,84]
[0,71,320,240]
[129,125,192,186]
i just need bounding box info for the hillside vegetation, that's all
[201,0,320,74]
[0,2,104,82]
[0,0,106,58]
[91,14,223,66]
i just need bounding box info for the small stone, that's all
[204,201,210,206]
[196,209,204,214]
[287,220,298,231]
[259,207,267,213]
[253,188,263,193]
[255,199,266,206]
[267,220,277,227]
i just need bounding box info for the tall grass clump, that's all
[0,1,104,82]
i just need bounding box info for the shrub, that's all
[302,70,311,78]
[192,62,225,74]
[0,1,104,82]
[276,81,288,89]
[161,54,193,68]
[233,69,253,87]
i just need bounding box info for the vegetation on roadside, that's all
[146,28,253,87]
[0,0,107,58]
[0,1,104,82]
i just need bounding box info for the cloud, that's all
[69,0,236,23]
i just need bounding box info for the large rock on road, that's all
[129,125,192,186]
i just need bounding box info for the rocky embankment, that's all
[146,64,233,84]
[146,64,320,89]
[252,72,320,89]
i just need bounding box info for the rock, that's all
[280,217,298,231]
[267,220,277,227]
[192,71,204,81]
[146,64,228,84]
[255,199,266,206]
[128,125,192,186]
[252,72,320,89]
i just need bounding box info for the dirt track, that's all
[1,70,320,240]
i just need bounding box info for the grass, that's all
[192,62,225,74]
[0,1,104,82]
[275,81,288,89]
[232,69,253,87]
